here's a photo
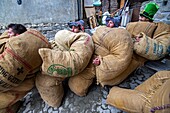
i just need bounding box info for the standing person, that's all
[7,23,27,37]
[139,2,159,22]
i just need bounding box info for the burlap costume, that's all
[132,22,170,60]
[115,22,170,84]
[69,23,160,94]
[105,22,170,113]
[0,31,9,54]
[36,30,94,107]
[104,22,156,86]
[69,26,134,96]
[68,22,170,96]
[127,22,170,60]
[92,26,133,87]
[107,71,170,113]
[0,29,50,113]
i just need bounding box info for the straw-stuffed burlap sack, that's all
[36,73,64,107]
[153,22,170,37]
[0,29,49,92]
[0,101,22,113]
[126,21,157,38]
[0,77,35,110]
[134,31,170,60]
[108,53,146,85]
[0,30,9,40]
[68,62,95,96]
[107,71,170,113]
[0,31,9,42]
[92,26,133,87]
[107,87,145,113]
[0,31,9,54]
[39,30,94,78]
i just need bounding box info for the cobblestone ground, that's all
[17,62,162,113]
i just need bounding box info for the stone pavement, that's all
[17,58,170,113]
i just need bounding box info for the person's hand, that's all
[93,57,100,66]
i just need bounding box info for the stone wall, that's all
[0,0,79,26]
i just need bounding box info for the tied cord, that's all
[150,104,170,113]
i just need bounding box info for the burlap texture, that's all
[0,29,49,91]
[92,26,133,87]
[135,71,170,113]
[107,71,170,113]
[0,77,34,110]
[126,21,157,38]
[0,31,9,54]
[39,30,94,78]
[149,79,170,113]
[153,22,170,37]
[135,71,170,94]
[0,31,9,40]
[105,53,146,85]
[36,73,64,107]
[107,87,145,113]
[68,62,95,96]
[0,101,22,113]
[134,31,170,60]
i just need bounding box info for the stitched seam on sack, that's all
[6,48,32,70]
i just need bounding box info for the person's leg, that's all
[107,86,145,113]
